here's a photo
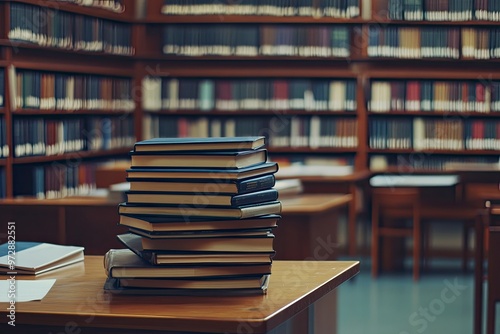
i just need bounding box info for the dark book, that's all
[118,230,275,252]
[104,276,270,295]
[130,149,267,169]
[117,233,274,265]
[104,248,272,278]
[118,201,282,219]
[133,136,265,152]
[110,275,270,290]
[127,174,275,195]
[126,188,279,207]
[126,162,278,180]
[118,214,281,232]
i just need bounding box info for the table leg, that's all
[474,210,485,334]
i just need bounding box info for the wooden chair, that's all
[371,188,421,281]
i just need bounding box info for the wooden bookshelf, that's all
[0,0,137,198]
[1,0,500,198]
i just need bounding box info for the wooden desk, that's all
[0,256,359,334]
[0,198,126,254]
[370,174,473,273]
[276,193,352,261]
[277,170,370,257]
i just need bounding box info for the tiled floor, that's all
[337,257,499,334]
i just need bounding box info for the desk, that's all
[0,198,126,254]
[276,193,352,261]
[277,170,370,256]
[370,174,474,273]
[0,256,359,334]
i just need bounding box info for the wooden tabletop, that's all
[0,256,359,333]
[280,193,352,214]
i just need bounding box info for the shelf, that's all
[144,55,359,62]
[0,159,6,167]
[143,61,357,77]
[147,110,358,116]
[369,149,500,155]
[12,109,134,116]
[362,57,500,63]
[8,0,132,22]
[366,18,500,26]
[139,15,366,24]
[12,148,132,165]
[269,147,358,154]
[11,59,134,76]
[0,40,134,59]
[363,65,500,79]
[367,111,500,117]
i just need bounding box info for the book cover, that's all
[126,162,278,180]
[118,201,282,219]
[104,248,272,278]
[117,233,274,266]
[118,214,281,232]
[0,242,84,275]
[130,149,267,169]
[104,276,269,295]
[125,188,279,207]
[127,174,276,195]
[133,136,265,152]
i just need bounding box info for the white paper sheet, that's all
[0,279,56,302]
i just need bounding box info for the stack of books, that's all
[104,136,281,295]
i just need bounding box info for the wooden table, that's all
[277,170,370,257]
[0,198,126,254]
[0,256,359,334]
[369,174,468,272]
[276,193,352,261]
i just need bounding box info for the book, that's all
[0,242,84,275]
[127,174,275,194]
[119,231,275,252]
[103,276,269,295]
[133,136,266,152]
[110,274,269,290]
[117,233,274,265]
[104,248,272,278]
[128,227,273,239]
[126,188,279,207]
[126,162,278,180]
[118,201,282,219]
[130,149,267,169]
[118,214,281,232]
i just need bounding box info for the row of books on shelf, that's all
[161,0,360,18]
[105,137,280,295]
[57,0,125,13]
[0,168,4,198]
[162,25,351,57]
[13,70,135,111]
[370,118,500,150]
[0,69,3,108]
[13,116,135,158]
[14,161,102,199]
[368,26,460,59]
[0,118,7,158]
[8,3,134,56]
[386,0,500,21]
[144,115,358,149]
[142,77,357,112]
[370,154,500,171]
[369,80,500,113]
[369,26,500,60]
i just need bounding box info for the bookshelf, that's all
[0,0,137,199]
[1,0,500,199]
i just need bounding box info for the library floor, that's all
[337,257,500,334]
